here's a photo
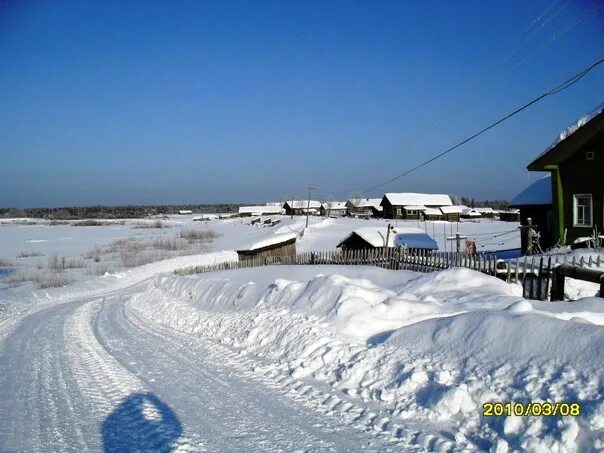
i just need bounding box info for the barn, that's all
[236,232,297,262]
[422,208,444,221]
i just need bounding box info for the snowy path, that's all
[0,285,402,452]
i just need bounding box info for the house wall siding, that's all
[560,133,604,243]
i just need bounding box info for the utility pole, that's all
[306,186,317,228]
[447,232,468,253]
[385,223,392,248]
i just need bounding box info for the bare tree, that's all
[348,191,364,214]
[324,196,336,217]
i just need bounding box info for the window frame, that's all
[573,194,593,228]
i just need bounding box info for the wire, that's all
[363,56,604,194]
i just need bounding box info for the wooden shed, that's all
[236,232,297,262]
[439,205,463,222]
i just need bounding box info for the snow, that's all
[423,208,442,216]
[351,198,383,209]
[539,102,604,158]
[238,232,297,251]
[123,265,604,451]
[286,200,322,209]
[394,232,439,249]
[337,226,428,248]
[383,192,452,207]
[403,205,427,211]
[0,214,602,451]
[440,205,464,214]
[510,175,552,206]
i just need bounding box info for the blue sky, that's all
[1,0,603,207]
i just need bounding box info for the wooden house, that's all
[509,176,553,252]
[320,202,348,217]
[346,198,383,218]
[380,193,452,219]
[283,200,322,216]
[236,232,296,262]
[525,106,604,246]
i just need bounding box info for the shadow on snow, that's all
[102,392,182,452]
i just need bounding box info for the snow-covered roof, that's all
[383,193,452,207]
[423,208,443,216]
[238,232,297,252]
[404,205,427,211]
[238,205,283,214]
[474,207,494,213]
[337,226,431,248]
[538,103,604,160]
[509,176,552,207]
[440,205,464,214]
[394,232,439,250]
[323,202,347,210]
[349,198,383,209]
[287,200,322,209]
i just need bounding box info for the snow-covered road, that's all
[0,284,401,452]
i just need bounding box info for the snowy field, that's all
[0,214,520,290]
[0,214,603,452]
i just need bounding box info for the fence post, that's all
[551,266,565,301]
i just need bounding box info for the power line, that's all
[363,56,604,194]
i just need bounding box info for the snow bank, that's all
[127,266,604,451]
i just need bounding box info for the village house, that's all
[336,226,438,251]
[380,193,452,220]
[523,105,604,247]
[346,198,383,218]
[509,176,553,252]
[238,205,283,217]
[236,232,296,262]
[283,200,322,216]
[320,201,348,217]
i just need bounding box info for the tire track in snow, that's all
[96,295,398,452]
[64,298,205,452]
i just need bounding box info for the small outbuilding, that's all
[422,208,444,221]
[337,226,438,252]
[439,205,463,222]
[236,232,297,262]
[499,210,521,222]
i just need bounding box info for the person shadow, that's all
[102,392,182,452]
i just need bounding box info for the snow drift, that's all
[127,265,604,452]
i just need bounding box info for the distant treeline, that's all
[452,196,509,211]
[0,204,242,219]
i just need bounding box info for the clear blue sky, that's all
[1,0,603,207]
